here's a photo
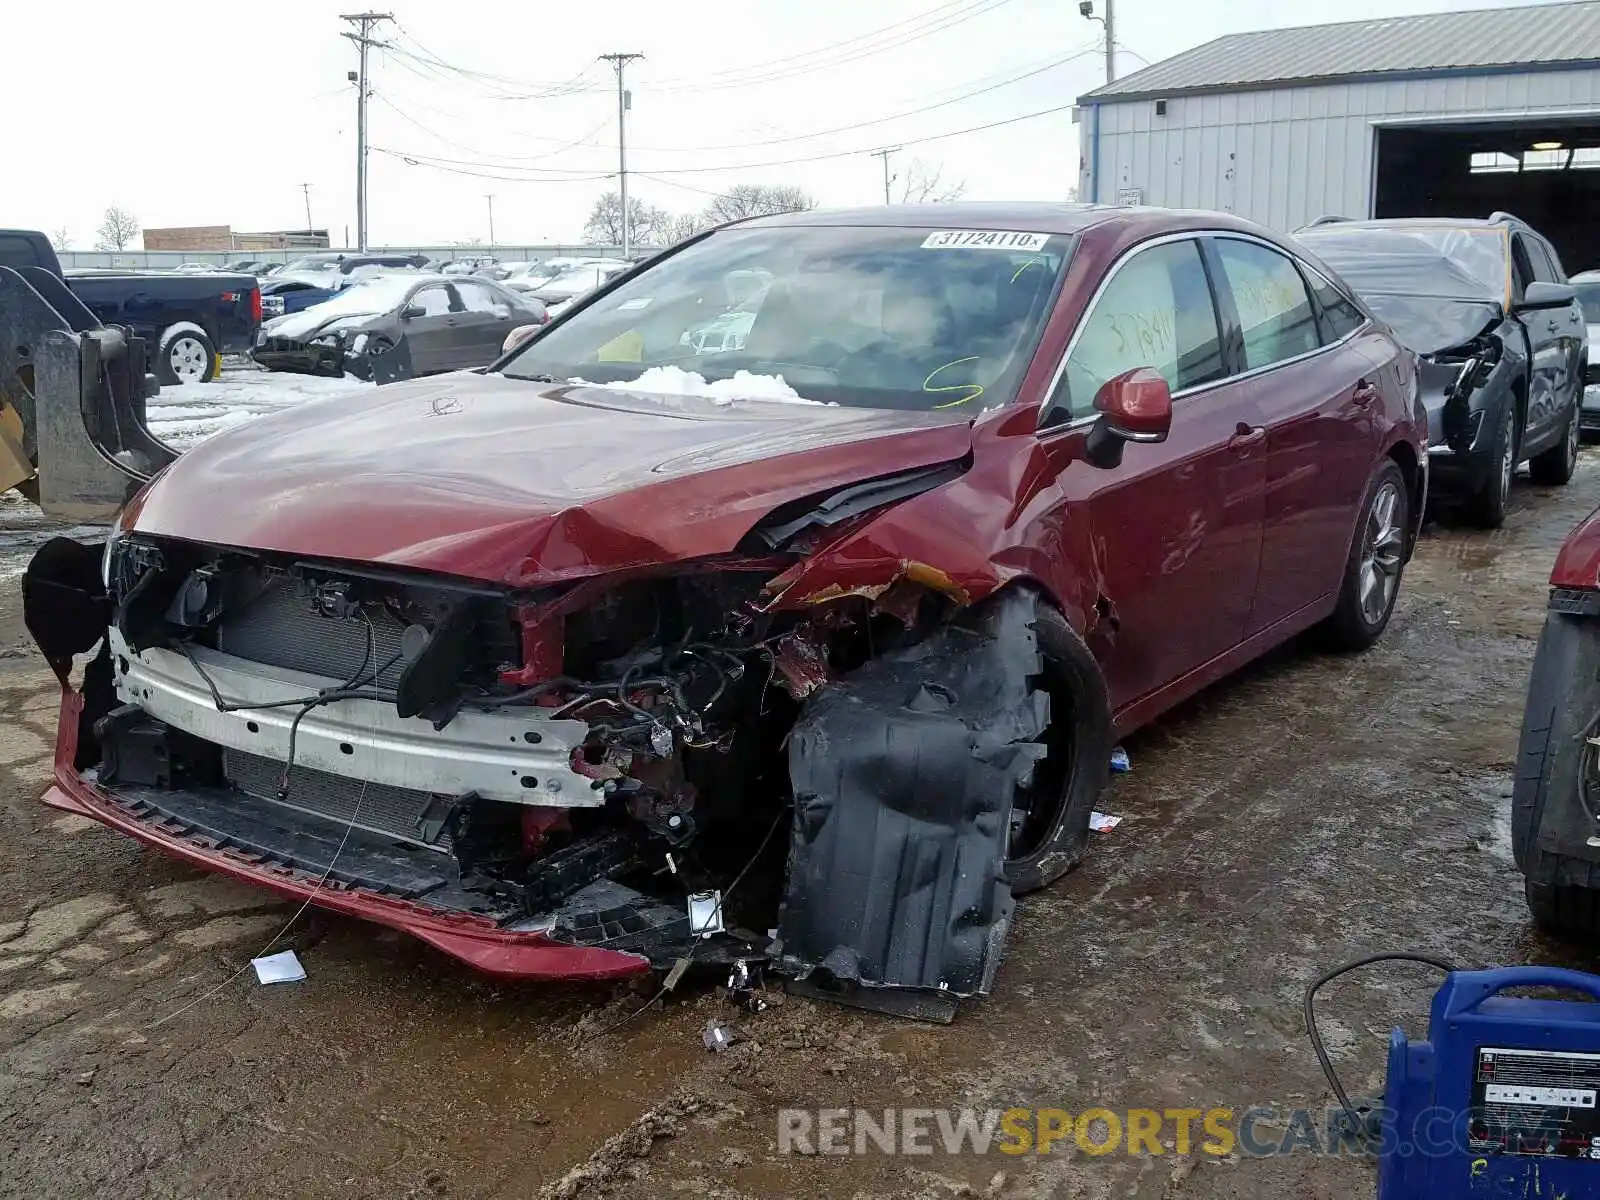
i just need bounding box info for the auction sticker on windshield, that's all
[922,231,1050,251]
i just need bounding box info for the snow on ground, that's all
[148,367,371,447]
[578,365,828,406]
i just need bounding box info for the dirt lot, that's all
[1,456,1596,1200]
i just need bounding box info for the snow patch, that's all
[576,364,828,406]
[147,370,372,446]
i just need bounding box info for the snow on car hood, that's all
[574,365,827,405]
[128,371,974,587]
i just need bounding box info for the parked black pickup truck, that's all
[0,229,260,384]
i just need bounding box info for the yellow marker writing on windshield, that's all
[924,356,984,408]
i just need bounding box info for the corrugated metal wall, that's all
[1081,67,1600,230]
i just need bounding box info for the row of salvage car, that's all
[20,201,1598,1020]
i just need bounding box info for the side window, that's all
[1054,239,1224,419]
[0,234,44,269]
[1303,268,1365,344]
[1511,236,1536,298]
[1212,239,1321,371]
[1526,236,1563,283]
[456,281,512,316]
[411,285,453,317]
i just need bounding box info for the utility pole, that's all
[300,183,314,231]
[485,194,496,253]
[871,147,899,204]
[341,12,391,251]
[1079,0,1116,85]
[599,52,644,256]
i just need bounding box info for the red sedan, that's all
[26,204,1426,1017]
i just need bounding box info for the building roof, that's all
[1080,0,1600,104]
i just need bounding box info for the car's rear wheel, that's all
[1529,394,1581,486]
[1322,459,1409,652]
[156,325,218,386]
[1003,605,1112,894]
[1464,403,1517,528]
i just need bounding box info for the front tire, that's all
[1321,460,1409,652]
[1463,403,1517,528]
[1529,394,1581,486]
[1003,606,1113,895]
[156,325,218,386]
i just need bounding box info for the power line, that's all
[372,94,611,162]
[372,147,615,183]
[375,99,1080,179]
[643,0,1016,93]
[636,44,1099,154]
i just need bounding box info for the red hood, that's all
[131,372,973,586]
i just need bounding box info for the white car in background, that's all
[1573,269,1600,437]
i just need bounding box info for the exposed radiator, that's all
[224,749,451,852]
[218,579,408,687]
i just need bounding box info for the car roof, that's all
[733,201,1292,242]
[1302,215,1523,236]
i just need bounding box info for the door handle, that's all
[1228,422,1266,451]
[1352,380,1381,407]
[1548,319,1562,334]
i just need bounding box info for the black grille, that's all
[224,749,450,851]
[217,579,408,687]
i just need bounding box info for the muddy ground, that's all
[1,457,1596,1200]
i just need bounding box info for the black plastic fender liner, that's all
[777,588,1050,1008]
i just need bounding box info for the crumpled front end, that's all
[28,468,1049,1013]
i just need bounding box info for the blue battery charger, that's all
[1379,966,1600,1198]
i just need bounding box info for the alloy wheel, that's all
[168,336,209,383]
[1359,482,1404,627]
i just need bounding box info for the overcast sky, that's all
[5,0,1551,249]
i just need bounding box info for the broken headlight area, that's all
[1424,335,1502,453]
[49,532,994,976]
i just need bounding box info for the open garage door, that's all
[1374,117,1600,273]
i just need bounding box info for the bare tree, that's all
[49,226,73,252]
[583,191,671,248]
[701,183,817,226]
[898,160,967,204]
[662,210,713,246]
[94,206,140,252]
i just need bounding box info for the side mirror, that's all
[401,304,426,320]
[1517,281,1577,311]
[1085,368,1172,469]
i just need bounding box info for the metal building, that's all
[1077,0,1600,266]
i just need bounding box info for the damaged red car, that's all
[26,204,1428,1019]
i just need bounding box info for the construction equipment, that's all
[0,265,177,521]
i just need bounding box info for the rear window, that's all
[503,225,1071,412]
[0,233,48,270]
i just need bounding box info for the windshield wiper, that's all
[518,373,559,383]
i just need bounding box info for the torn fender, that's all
[777,588,1049,1012]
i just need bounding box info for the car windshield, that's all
[280,256,342,275]
[1575,280,1600,324]
[502,225,1070,410]
[1296,225,1508,302]
[307,274,421,317]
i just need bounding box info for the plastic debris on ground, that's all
[726,960,770,1014]
[702,1020,737,1052]
[1110,746,1131,773]
[251,949,307,984]
[1090,812,1123,833]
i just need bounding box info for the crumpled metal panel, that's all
[778,589,1049,1007]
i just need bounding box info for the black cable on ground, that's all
[1303,952,1460,1142]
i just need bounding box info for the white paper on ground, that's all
[1089,812,1123,833]
[252,949,306,984]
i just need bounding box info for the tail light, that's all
[250,287,262,325]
